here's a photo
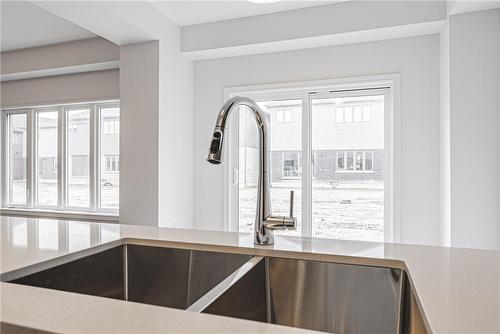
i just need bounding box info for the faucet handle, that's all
[262,190,297,231]
[282,190,296,230]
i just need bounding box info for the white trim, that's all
[391,79,402,243]
[0,208,118,222]
[1,99,119,112]
[95,107,102,209]
[27,109,35,208]
[302,93,312,238]
[222,90,238,232]
[224,74,400,97]
[223,74,401,243]
[59,106,66,211]
[89,104,98,212]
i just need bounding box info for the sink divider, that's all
[186,256,264,313]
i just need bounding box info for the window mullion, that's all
[33,110,39,207]
[58,107,66,210]
[1,112,7,207]
[27,109,36,208]
[302,94,312,238]
[95,105,101,211]
[89,104,98,212]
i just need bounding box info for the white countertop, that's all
[1,216,499,334]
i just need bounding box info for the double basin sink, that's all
[6,244,423,334]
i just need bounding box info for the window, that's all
[100,106,120,209]
[283,151,301,177]
[105,156,120,172]
[227,78,394,243]
[276,109,292,123]
[37,110,58,207]
[2,101,120,214]
[335,104,372,123]
[67,108,90,208]
[312,94,384,241]
[103,119,119,134]
[6,113,27,206]
[337,151,374,172]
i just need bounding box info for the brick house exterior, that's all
[237,96,385,187]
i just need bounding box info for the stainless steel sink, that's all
[200,257,406,334]
[6,245,424,334]
[8,245,252,310]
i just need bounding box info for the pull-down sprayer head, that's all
[207,126,224,164]
[207,96,267,165]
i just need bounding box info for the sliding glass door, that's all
[311,91,386,242]
[231,84,391,242]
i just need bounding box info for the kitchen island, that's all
[1,216,499,333]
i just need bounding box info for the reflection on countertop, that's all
[2,216,120,251]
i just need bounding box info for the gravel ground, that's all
[239,180,384,242]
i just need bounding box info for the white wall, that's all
[0,38,119,108]
[182,1,445,59]
[158,25,194,229]
[439,20,451,247]
[194,35,441,246]
[449,9,500,250]
[0,70,119,108]
[1,38,117,76]
[119,41,159,226]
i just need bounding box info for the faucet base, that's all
[254,230,274,246]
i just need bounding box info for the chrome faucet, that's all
[207,96,297,245]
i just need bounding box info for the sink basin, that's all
[6,244,422,334]
[201,257,405,334]
[8,244,252,310]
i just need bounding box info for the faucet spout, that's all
[207,96,296,245]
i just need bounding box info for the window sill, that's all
[0,208,119,223]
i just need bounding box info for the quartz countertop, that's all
[1,216,499,334]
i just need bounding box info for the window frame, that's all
[223,74,401,242]
[1,100,119,217]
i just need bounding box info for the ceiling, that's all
[1,1,96,52]
[152,0,339,27]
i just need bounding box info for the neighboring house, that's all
[239,96,384,187]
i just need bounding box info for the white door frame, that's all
[223,74,401,242]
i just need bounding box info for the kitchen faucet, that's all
[207,96,296,245]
